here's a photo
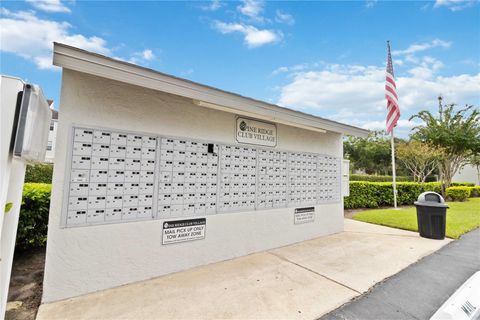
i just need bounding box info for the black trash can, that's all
[414,192,448,240]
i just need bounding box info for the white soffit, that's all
[52,42,369,138]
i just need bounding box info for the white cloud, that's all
[141,49,155,61]
[434,0,477,11]
[25,0,71,13]
[365,0,378,8]
[0,9,110,70]
[276,62,480,135]
[237,0,264,21]
[271,62,324,75]
[361,119,422,131]
[200,0,223,11]
[392,39,452,56]
[407,56,444,79]
[275,10,295,25]
[213,21,282,48]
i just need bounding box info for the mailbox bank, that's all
[43,43,368,302]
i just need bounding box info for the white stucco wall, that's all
[43,70,344,302]
[453,164,479,185]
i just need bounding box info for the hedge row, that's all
[16,183,51,250]
[350,174,414,182]
[344,182,442,209]
[24,163,53,183]
[445,186,480,201]
[450,182,476,187]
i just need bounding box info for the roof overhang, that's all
[53,42,369,138]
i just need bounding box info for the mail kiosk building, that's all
[43,43,369,302]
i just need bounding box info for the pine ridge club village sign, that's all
[236,117,277,147]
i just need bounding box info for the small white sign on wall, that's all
[162,218,206,245]
[294,207,315,224]
[236,117,277,147]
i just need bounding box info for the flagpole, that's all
[391,128,398,209]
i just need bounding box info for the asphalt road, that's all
[322,228,480,320]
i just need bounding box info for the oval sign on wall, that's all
[236,117,277,147]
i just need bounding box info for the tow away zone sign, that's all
[294,207,315,224]
[162,218,206,245]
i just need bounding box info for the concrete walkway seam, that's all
[267,251,362,295]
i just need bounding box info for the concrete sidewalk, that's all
[322,228,480,320]
[36,220,451,320]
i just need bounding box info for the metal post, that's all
[391,129,398,209]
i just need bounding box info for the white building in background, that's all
[453,164,479,185]
[45,101,58,163]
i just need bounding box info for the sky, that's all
[1,0,479,137]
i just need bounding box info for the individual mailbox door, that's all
[107,183,123,195]
[110,132,127,145]
[142,136,157,148]
[91,144,110,157]
[126,146,142,158]
[109,158,126,170]
[137,206,153,219]
[122,207,138,220]
[141,159,155,171]
[91,157,109,170]
[125,171,140,183]
[108,170,125,183]
[89,183,107,196]
[88,196,106,209]
[140,171,155,183]
[110,145,126,157]
[106,195,123,208]
[90,170,108,182]
[141,148,156,160]
[93,130,111,144]
[125,158,141,170]
[158,194,172,205]
[159,205,171,217]
[139,182,154,194]
[138,194,153,206]
[73,142,92,156]
[69,183,89,196]
[72,156,91,170]
[105,208,122,221]
[74,129,93,143]
[71,169,90,183]
[67,210,87,225]
[127,134,143,147]
[161,138,174,149]
[87,209,105,223]
[124,183,139,195]
[69,197,88,210]
[123,195,138,207]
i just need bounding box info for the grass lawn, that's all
[352,198,480,239]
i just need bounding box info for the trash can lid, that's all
[414,191,448,208]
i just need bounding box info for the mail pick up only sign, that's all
[162,218,206,245]
[236,117,277,147]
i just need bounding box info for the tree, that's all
[396,141,441,182]
[344,131,408,175]
[410,97,480,191]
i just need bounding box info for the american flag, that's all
[385,41,400,134]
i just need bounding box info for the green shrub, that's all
[350,174,413,182]
[24,163,53,183]
[344,181,442,209]
[469,186,480,197]
[445,186,471,202]
[450,182,475,187]
[16,183,51,250]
